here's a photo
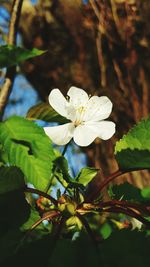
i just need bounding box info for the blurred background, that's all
[0,0,150,189]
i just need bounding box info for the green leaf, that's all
[0,190,30,233]
[75,167,98,186]
[141,187,150,199]
[115,116,150,171]
[100,222,112,239]
[54,156,73,185]
[0,116,55,191]
[27,102,69,123]
[111,182,144,201]
[20,208,51,233]
[0,45,45,69]
[0,166,25,194]
[100,230,150,267]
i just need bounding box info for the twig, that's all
[89,0,100,20]
[15,210,60,253]
[48,216,65,258]
[103,206,150,228]
[99,200,150,216]
[86,169,123,201]
[25,186,58,206]
[86,167,148,201]
[77,213,100,247]
[0,0,24,119]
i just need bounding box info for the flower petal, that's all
[73,121,115,146]
[84,96,113,122]
[67,86,89,108]
[49,89,68,118]
[44,123,75,145]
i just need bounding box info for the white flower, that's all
[44,86,116,146]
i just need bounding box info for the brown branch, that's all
[99,200,150,216]
[0,0,24,119]
[25,186,58,206]
[103,206,150,228]
[89,0,100,20]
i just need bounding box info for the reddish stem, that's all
[104,206,150,228]
[25,186,58,206]
[99,200,150,215]
[87,169,124,201]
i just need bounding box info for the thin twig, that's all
[99,200,150,216]
[25,186,58,206]
[77,213,100,247]
[15,210,60,253]
[0,0,24,119]
[86,169,123,201]
[89,0,100,20]
[87,167,148,201]
[103,206,150,228]
[48,216,65,258]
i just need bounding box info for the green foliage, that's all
[0,166,25,194]
[1,230,150,267]
[115,116,150,171]
[55,157,98,189]
[0,45,45,69]
[0,190,30,232]
[54,156,72,184]
[100,222,112,239]
[27,102,69,123]
[75,167,98,187]
[100,230,150,267]
[0,116,55,191]
[111,182,144,201]
[141,187,150,199]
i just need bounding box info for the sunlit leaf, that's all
[141,187,150,199]
[115,117,150,171]
[27,102,69,123]
[0,45,45,69]
[75,167,98,186]
[0,116,55,191]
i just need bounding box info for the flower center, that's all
[74,106,86,127]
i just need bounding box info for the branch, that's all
[99,200,150,216]
[87,167,148,201]
[86,169,123,201]
[103,206,150,229]
[0,0,24,118]
[25,186,58,206]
